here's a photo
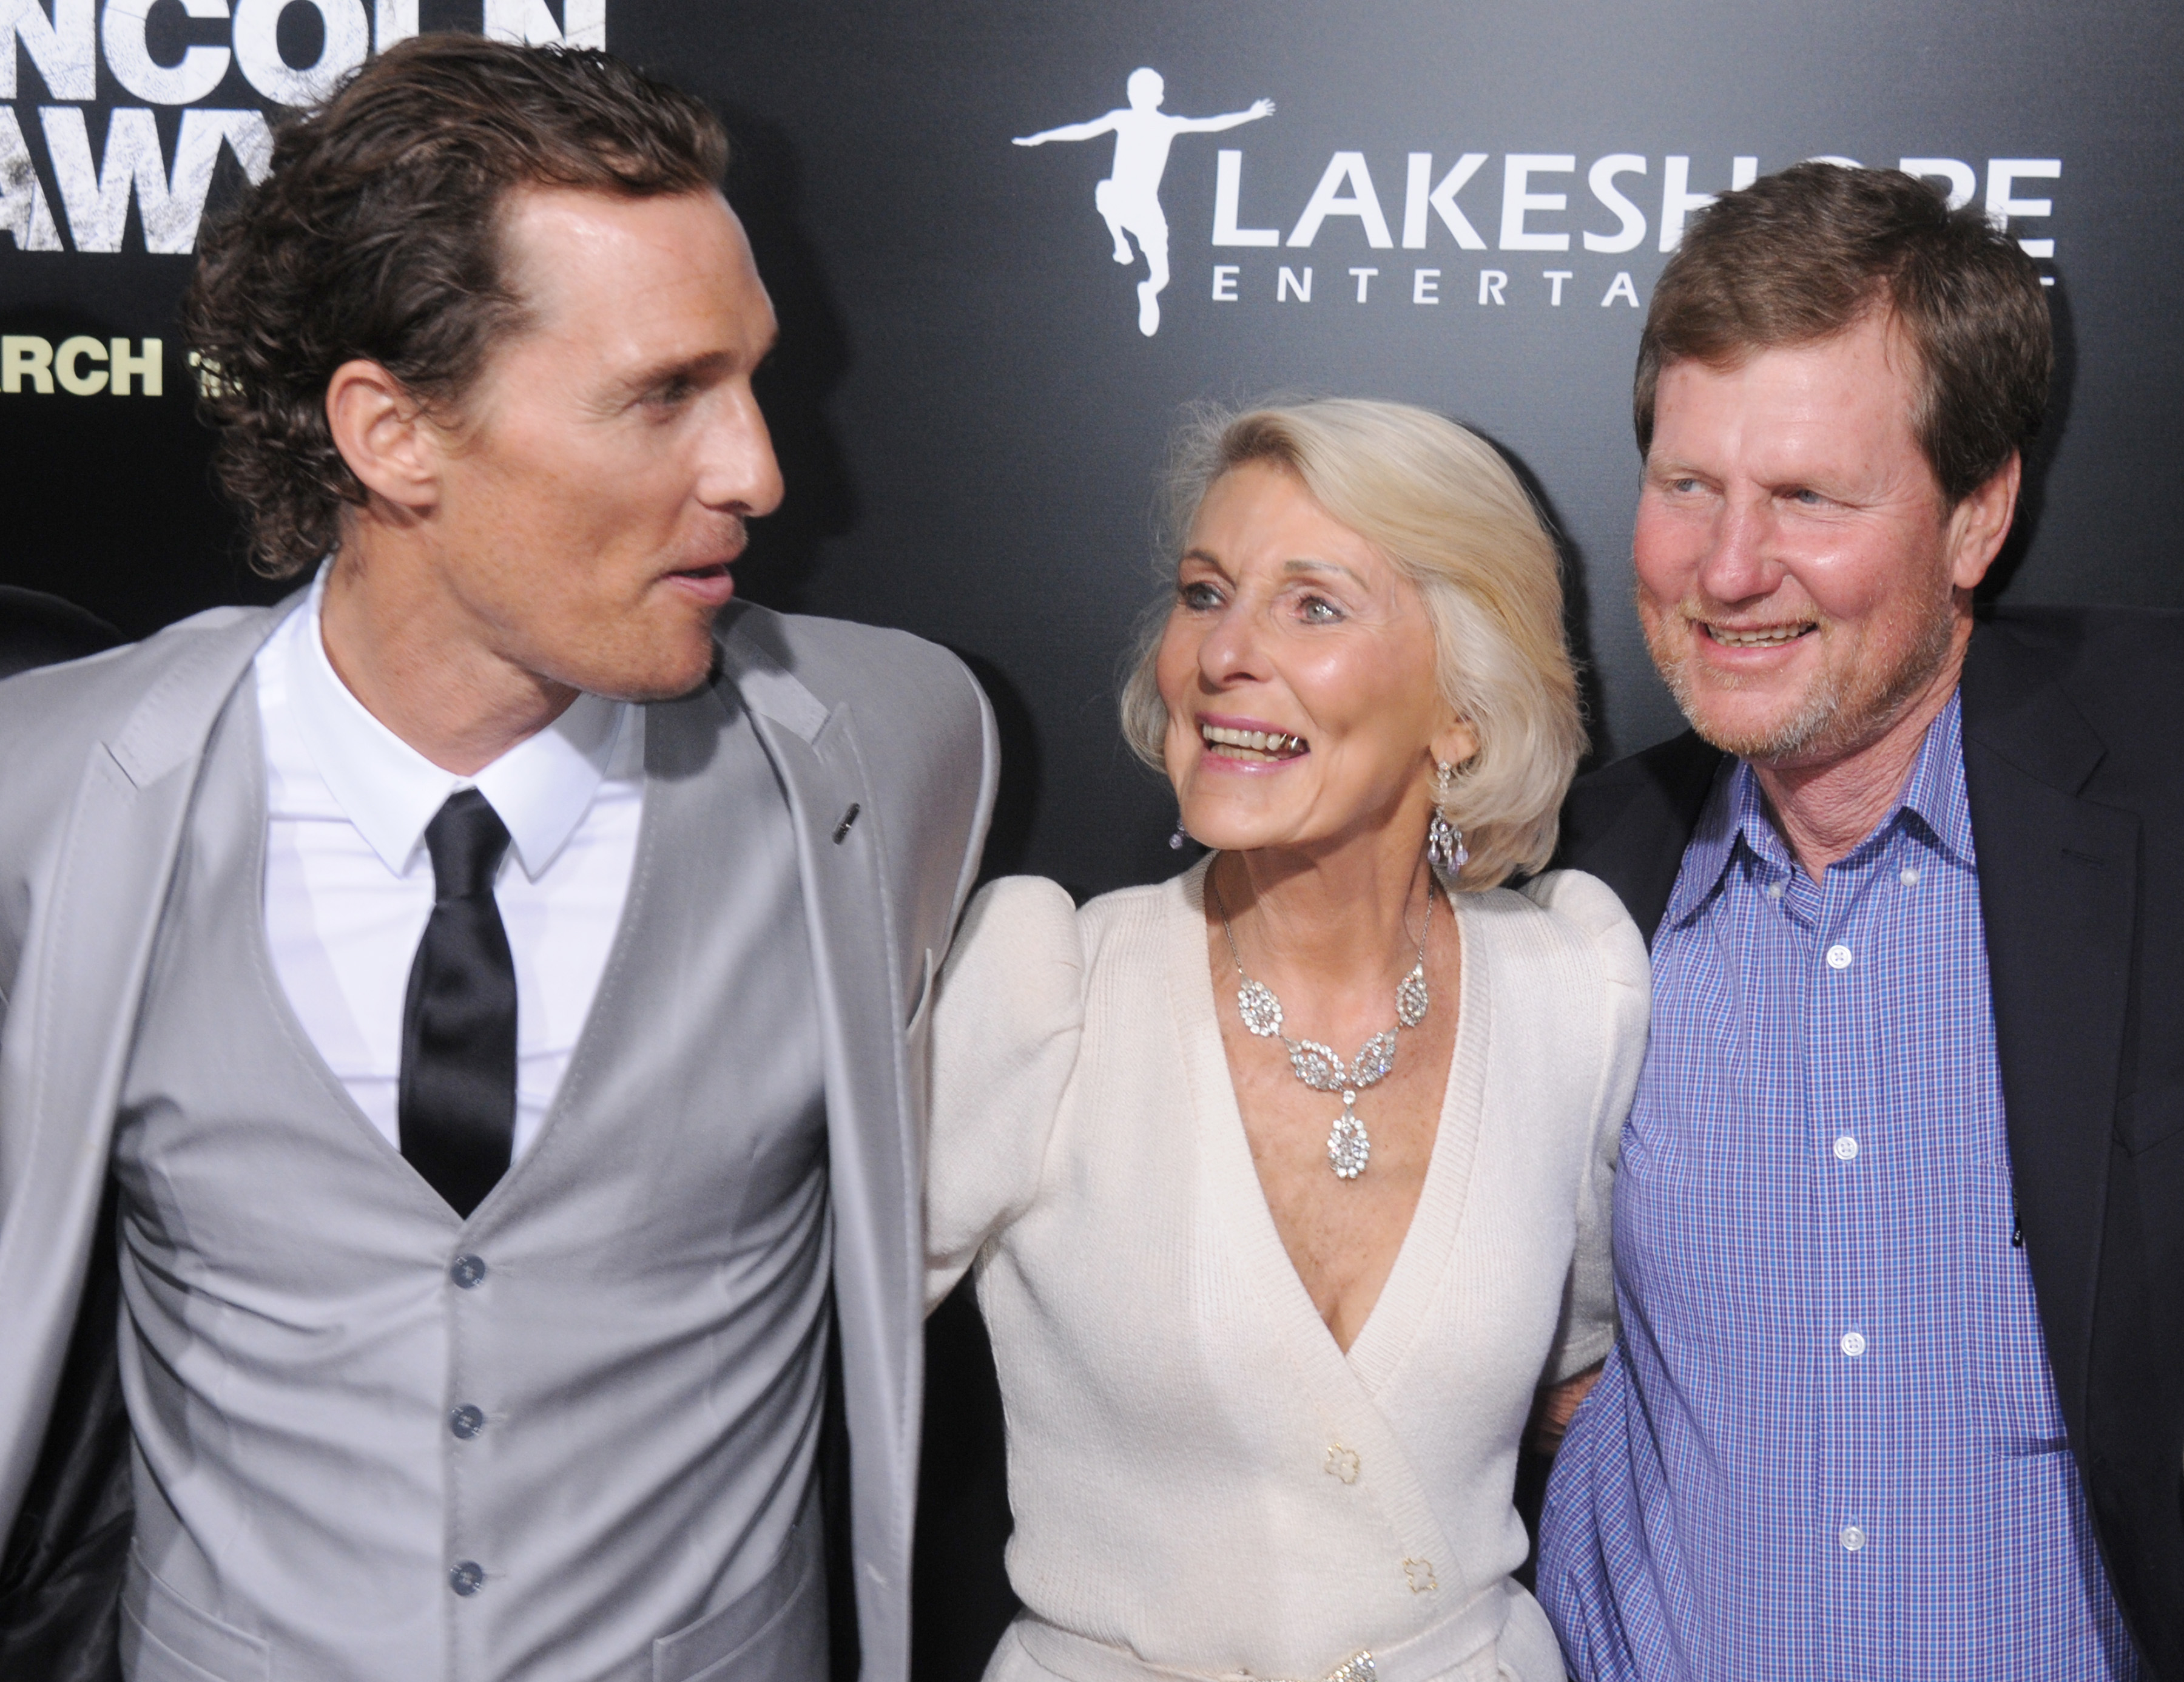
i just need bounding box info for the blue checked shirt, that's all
[1539,695,2142,1680]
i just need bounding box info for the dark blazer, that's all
[1555,605,2184,1678]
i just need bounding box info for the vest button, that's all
[449,1561,485,1596]
[450,1405,486,1440]
[450,1254,487,1289]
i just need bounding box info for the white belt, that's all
[1010,1583,1513,1682]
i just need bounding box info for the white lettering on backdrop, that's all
[0,0,607,254]
[1013,66,2064,336]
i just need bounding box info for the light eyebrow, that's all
[1281,557,1362,584]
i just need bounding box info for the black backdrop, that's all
[4,2,2180,1675]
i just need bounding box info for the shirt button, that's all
[1899,866,1920,887]
[450,1405,486,1440]
[1841,1524,1866,1553]
[1833,1135,1859,1161]
[1826,944,1853,970]
[1840,1331,1867,1358]
[450,1255,487,1289]
[449,1561,485,1596]
[1767,881,1785,900]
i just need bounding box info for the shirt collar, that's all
[285,568,630,882]
[1895,689,1975,867]
[1662,688,1973,929]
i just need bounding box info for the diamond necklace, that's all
[1209,864,1432,1181]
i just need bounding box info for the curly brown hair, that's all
[183,34,729,579]
[1634,162,2051,507]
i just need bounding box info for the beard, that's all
[1646,595,1958,768]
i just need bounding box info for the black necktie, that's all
[400,789,517,1218]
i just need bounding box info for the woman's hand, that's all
[1528,1362,1604,1456]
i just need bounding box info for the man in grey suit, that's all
[0,34,994,1682]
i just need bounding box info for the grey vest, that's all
[107,675,832,1682]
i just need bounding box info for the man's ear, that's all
[326,359,442,515]
[1946,451,2023,593]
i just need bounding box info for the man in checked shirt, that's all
[1537,162,2184,1678]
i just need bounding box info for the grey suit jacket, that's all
[0,594,998,1682]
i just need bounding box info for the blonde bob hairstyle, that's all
[1120,399,1586,890]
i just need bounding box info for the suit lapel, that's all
[1555,732,1724,947]
[0,607,279,1534]
[712,623,917,1638]
[1960,622,2138,1431]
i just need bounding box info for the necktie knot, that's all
[425,789,511,903]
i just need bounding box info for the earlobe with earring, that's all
[1170,822,1189,851]
[1426,760,1468,874]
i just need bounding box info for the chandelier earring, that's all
[1426,759,1468,875]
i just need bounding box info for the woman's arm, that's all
[1519,868,1650,1381]
[924,876,1085,1311]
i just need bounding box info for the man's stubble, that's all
[1643,583,1958,769]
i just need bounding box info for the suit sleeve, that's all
[948,660,1002,930]
[1522,868,1650,1382]
[925,876,1084,1310]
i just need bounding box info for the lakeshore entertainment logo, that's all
[1,0,606,255]
[1016,66,2062,337]
[1014,69,1275,337]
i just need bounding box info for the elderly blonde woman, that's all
[926,399,1646,1682]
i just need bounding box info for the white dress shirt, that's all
[254,575,644,1164]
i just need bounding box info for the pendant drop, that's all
[1327,1090,1370,1180]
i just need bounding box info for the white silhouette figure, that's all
[1016,69,1274,336]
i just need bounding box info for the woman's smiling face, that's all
[1157,460,1471,857]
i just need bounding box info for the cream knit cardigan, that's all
[926,859,1647,1682]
